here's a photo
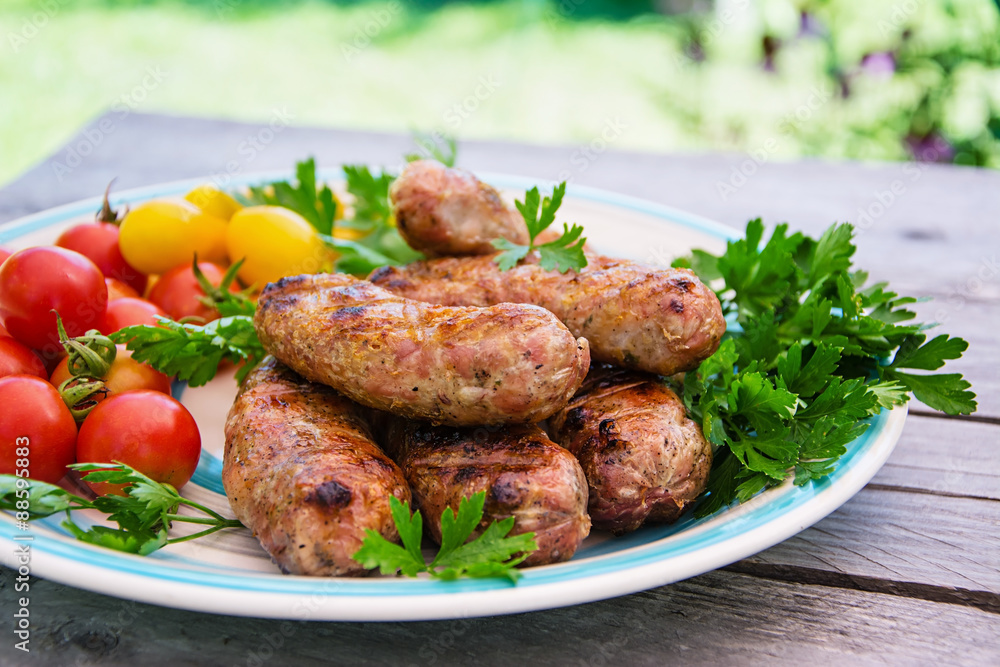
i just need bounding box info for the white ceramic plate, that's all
[0,173,907,621]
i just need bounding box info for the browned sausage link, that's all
[377,417,591,566]
[390,160,529,257]
[254,273,590,426]
[369,253,725,376]
[222,357,410,576]
[548,365,712,534]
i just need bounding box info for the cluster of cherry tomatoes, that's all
[0,183,267,494]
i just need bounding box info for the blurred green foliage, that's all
[1,0,997,186]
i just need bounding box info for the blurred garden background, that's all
[2,0,998,186]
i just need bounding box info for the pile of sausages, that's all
[222,161,725,576]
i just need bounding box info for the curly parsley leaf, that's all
[675,219,975,517]
[333,164,424,275]
[887,371,975,415]
[353,496,426,577]
[889,333,968,371]
[352,491,536,583]
[342,164,394,227]
[404,131,458,167]
[537,223,588,272]
[1,463,242,556]
[242,157,338,235]
[111,315,265,386]
[492,182,587,274]
[0,476,79,518]
[492,239,531,271]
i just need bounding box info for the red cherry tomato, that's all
[148,262,233,324]
[56,222,148,293]
[105,277,140,302]
[0,375,78,483]
[0,247,108,356]
[0,337,47,379]
[0,322,9,337]
[77,390,201,495]
[0,247,11,265]
[50,344,172,401]
[101,298,166,334]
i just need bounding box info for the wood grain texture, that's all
[1,568,997,667]
[745,486,1000,595]
[740,416,1000,600]
[872,415,1000,500]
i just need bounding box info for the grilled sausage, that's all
[369,254,725,376]
[390,160,529,256]
[222,357,410,576]
[254,273,590,426]
[548,365,711,534]
[377,418,590,566]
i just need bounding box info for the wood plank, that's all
[725,417,1000,597]
[873,415,1000,499]
[1,567,996,666]
[0,113,420,224]
[744,486,1000,596]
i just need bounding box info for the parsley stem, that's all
[164,514,242,528]
[165,523,240,545]
[176,499,230,523]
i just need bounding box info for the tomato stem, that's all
[53,310,117,377]
[96,178,124,225]
[57,376,108,423]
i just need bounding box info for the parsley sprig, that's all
[352,491,537,583]
[492,182,588,273]
[0,463,242,555]
[111,315,265,386]
[342,164,395,227]
[404,131,458,167]
[329,164,423,275]
[673,219,975,517]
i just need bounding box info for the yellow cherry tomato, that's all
[185,184,243,221]
[119,200,228,276]
[226,206,336,287]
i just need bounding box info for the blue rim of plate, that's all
[0,172,905,617]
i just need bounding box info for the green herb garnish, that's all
[352,491,537,583]
[492,182,588,273]
[111,315,265,386]
[404,130,458,167]
[193,257,257,317]
[242,157,338,235]
[332,164,423,275]
[342,164,395,227]
[0,463,242,555]
[673,219,975,517]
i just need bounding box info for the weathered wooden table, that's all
[1,112,997,665]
